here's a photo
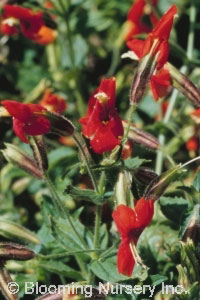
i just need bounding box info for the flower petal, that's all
[2,100,32,123]
[13,118,29,143]
[24,116,50,136]
[126,39,146,59]
[150,69,171,101]
[112,204,137,237]
[134,197,154,228]
[98,77,116,108]
[152,5,178,40]
[117,238,135,276]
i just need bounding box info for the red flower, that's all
[112,197,154,276]
[186,137,198,152]
[79,78,124,154]
[3,5,44,39]
[2,100,50,143]
[127,5,177,101]
[150,68,171,101]
[39,89,67,113]
[0,19,19,36]
[191,108,200,124]
[125,0,159,41]
[127,5,177,69]
[33,26,57,45]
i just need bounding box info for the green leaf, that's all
[39,260,83,280]
[193,171,200,192]
[124,157,148,170]
[65,185,105,205]
[51,216,93,253]
[90,256,128,282]
[150,274,168,286]
[48,147,76,170]
[159,197,190,224]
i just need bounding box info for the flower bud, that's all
[0,243,35,260]
[30,136,48,173]
[2,143,43,179]
[114,171,134,207]
[0,220,40,244]
[167,63,200,108]
[144,165,182,201]
[0,262,18,300]
[47,111,75,136]
[134,167,158,185]
[130,49,157,104]
[101,145,121,166]
[36,289,81,300]
[123,121,159,150]
[182,205,200,246]
[176,264,190,291]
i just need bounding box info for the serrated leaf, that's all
[39,260,83,280]
[150,274,168,286]
[65,185,105,205]
[160,197,190,224]
[90,256,127,282]
[124,157,149,170]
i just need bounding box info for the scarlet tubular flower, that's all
[125,0,159,41]
[39,89,67,113]
[79,78,124,154]
[3,5,44,39]
[112,198,154,276]
[2,5,56,44]
[2,100,50,143]
[128,5,177,101]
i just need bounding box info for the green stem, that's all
[92,172,106,260]
[155,3,196,175]
[44,172,88,249]
[107,47,120,76]
[122,104,136,145]
[73,133,99,192]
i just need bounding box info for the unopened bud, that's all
[101,145,121,166]
[0,220,40,244]
[0,243,35,260]
[47,111,75,136]
[144,165,182,201]
[123,121,159,150]
[130,48,157,104]
[2,143,43,179]
[36,289,81,300]
[114,171,134,207]
[0,262,18,300]
[134,167,158,185]
[30,136,48,173]
[182,205,200,246]
[167,63,200,108]
[176,265,190,290]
